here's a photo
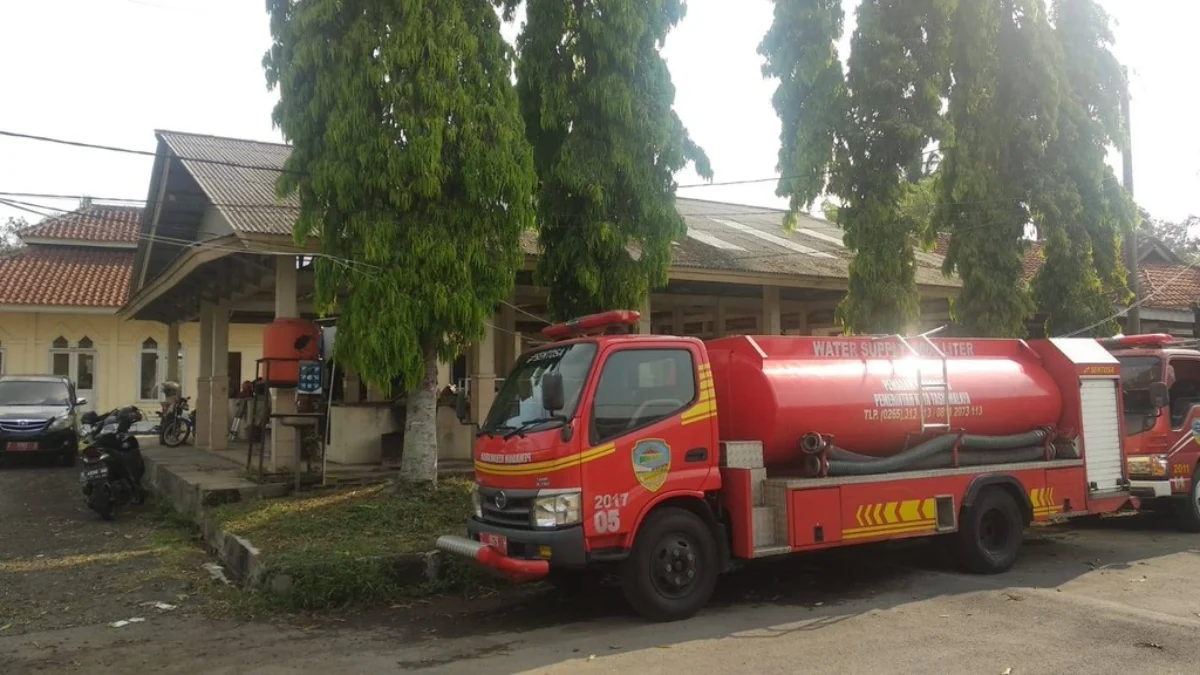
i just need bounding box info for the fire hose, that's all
[800,428,1053,477]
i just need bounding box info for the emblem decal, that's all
[632,439,671,493]
[1192,419,1200,446]
[494,491,507,510]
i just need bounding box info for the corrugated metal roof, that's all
[155,130,959,288]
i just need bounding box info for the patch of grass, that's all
[211,477,497,610]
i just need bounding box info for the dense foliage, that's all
[509,0,712,320]
[264,0,536,482]
[762,0,1135,337]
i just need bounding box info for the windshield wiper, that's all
[478,423,516,438]
[502,416,564,440]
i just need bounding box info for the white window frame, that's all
[48,338,98,399]
[137,339,186,402]
[0,341,5,375]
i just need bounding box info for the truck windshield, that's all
[482,342,597,435]
[0,381,71,406]
[1117,356,1162,434]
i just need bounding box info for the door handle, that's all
[685,447,708,463]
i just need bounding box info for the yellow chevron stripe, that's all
[681,410,717,426]
[681,400,716,420]
[474,443,616,476]
[843,520,938,540]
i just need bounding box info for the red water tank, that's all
[706,335,1063,469]
[261,318,321,386]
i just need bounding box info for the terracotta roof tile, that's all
[19,204,143,244]
[0,247,132,307]
[1139,262,1200,311]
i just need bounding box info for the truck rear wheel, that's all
[620,507,718,622]
[1173,468,1200,533]
[957,487,1023,574]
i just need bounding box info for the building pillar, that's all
[762,286,782,335]
[469,322,496,426]
[344,367,363,403]
[270,256,299,471]
[638,295,652,335]
[672,307,686,336]
[795,306,810,336]
[208,307,231,451]
[165,322,180,383]
[714,299,728,339]
[497,303,519,376]
[195,304,214,449]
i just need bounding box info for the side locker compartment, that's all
[789,488,843,548]
[1045,466,1089,518]
[720,441,786,558]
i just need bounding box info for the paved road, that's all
[3,459,1200,674]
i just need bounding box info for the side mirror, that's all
[1149,381,1170,409]
[542,372,565,414]
[76,397,88,407]
[455,389,469,423]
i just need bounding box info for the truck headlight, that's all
[533,491,582,528]
[1127,455,1168,478]
[48,415,72,432]
[471,485,483,519]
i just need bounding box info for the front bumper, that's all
[436,520,587,582]
[1129,479,1172,500]
[0,429,77,456]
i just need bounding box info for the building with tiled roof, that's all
[0,202,264,416]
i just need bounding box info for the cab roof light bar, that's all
[542,310,641,340]
[1097,333,1176,350]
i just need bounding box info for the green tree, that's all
[264,0,537,483]
[1030,0,1134,337]
[763,0,953,334]
[939,0,1060,337]
[1139,209,1200,261]
[509,0,712,320]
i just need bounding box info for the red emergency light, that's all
[1097,333,1175,350]
[542,310,641,340]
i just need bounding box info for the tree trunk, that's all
[399,341,439,486]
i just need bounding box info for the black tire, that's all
[89,488,115,521]
[132,482,149,506]
[619,507,718,622]
[1173,467,1200,533]
[59,446,77,467]
[161,419,187,448]
[957,487,1024,574]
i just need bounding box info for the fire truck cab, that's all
[1102,333,1200,530]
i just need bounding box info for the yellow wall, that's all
[0,311,263,416]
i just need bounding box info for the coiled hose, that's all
[802,428,1054,477]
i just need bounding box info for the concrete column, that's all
[469,323,496,426]
[714,300,728,339]
[796,306,810,336]
[762,286,782,335]
[672,308,686,336]
[209,306,231,451]
[497,304,518,376]
[195,304,215,448]
[638,295,652,335]
[165,322,180,382]
[275,256,298,318]
[270,256,299,471]
[344,367,363,403]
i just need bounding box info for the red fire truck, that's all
[437,310,1138,622]
[1100,333,1200,529]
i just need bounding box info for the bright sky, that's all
[0,0,1196,229]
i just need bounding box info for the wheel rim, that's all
[650,533,701,599]
[166,422,185,444]
[979,508,1011,553]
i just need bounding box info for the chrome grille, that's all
[477,485,536,529]
[0,419,49,434]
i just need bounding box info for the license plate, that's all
[480,532,508,555]
[80,466,108,482]
[7,441,37,452]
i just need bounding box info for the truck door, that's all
[1165,355,1200,491]
[581,343,716,545]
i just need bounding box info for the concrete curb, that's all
[142,446,445,593]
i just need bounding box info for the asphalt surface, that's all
[3,458,1200,674]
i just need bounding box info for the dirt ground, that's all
[3,458,1200,674]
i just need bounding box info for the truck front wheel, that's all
[620,507,718,622]
[957,487,1023,574]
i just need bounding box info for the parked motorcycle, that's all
[159,396,194,448]
[79,406,148,520]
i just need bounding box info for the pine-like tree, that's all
[265,0,537,483]
[510,0,712,320]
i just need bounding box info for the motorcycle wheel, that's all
[161,419,188,448]
[89,487,115,521]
